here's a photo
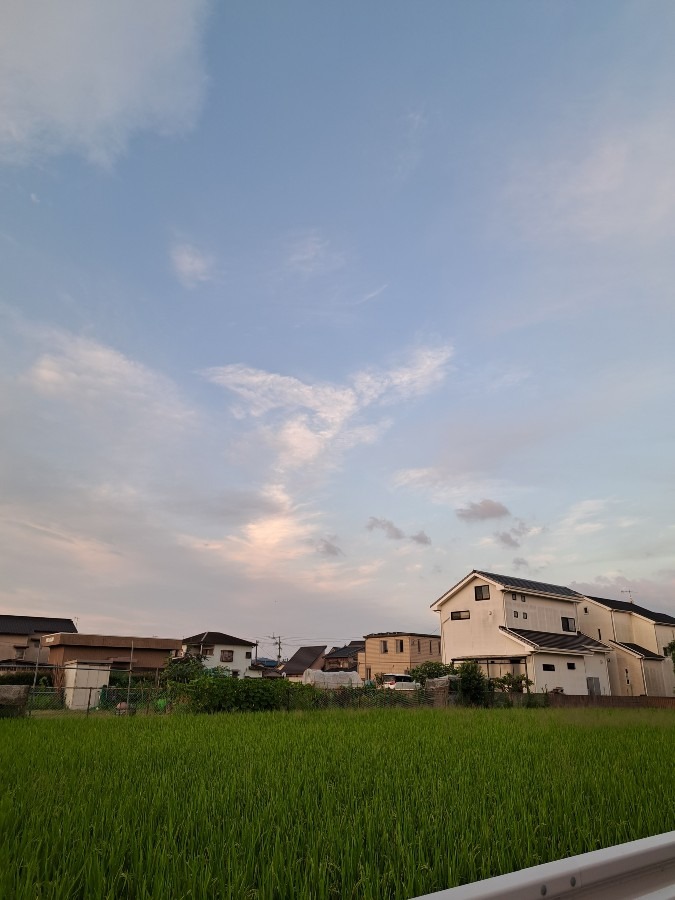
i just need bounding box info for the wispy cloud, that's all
[171,241,216,289]
[410,530,431,546]
[203,343,453,471]
[285,230,346,278]
[0,0,208,167]
[456,499,511,522]
[507,118,675,243]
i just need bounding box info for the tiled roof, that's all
[183,632,255,647]
[584,596,675,626]
[476,572,581,599]
[282,645,326,676]
[0,615,77,636]
[364,631,440,639]
[609,641,665,661]
[324,643,364,659]
[501,627,608,653]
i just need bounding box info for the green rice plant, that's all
[0,708,674,899]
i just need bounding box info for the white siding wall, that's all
[583,654,611,695]
[503,593,578,633]
[612,611,634,644]
[632,616,658,654]
[655,624,675,658]
[439,580,518,662]
[578,601,614,644]
[531,654,588,694]
[195,644,260,677]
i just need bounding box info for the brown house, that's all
[323,641,365,672]
[358,632,442,681]
[0,615,77,668]
[41,633,182,672]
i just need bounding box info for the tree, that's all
[492,672,533,694]
[456,660,491,706]
[408,661,456,686]
[666,640,675,676]
[161,652,206,685]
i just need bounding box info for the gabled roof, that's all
[183,631,255,647]
[476,571,581,599]
[282,645,326,676]
[324,643,364,659]
[500,627,609,654]
[609,641,665,661]
[584,596,675,626]
[0,615,77,636]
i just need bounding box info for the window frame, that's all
[450,610,470,621]
[561,617,576,633]
[542,663,555,672]
[474,585,490,601]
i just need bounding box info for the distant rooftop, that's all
[183,631,255,647]
[475,571,581,599]
[584,596,675,626]
[0,615,77,636]
[282,646,326,676]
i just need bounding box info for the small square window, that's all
[220,649,234,663]
[511,592,517,601]
[561,617,575,633]
[543,663,555,672]
[513,610,519,618]
[523,612,528,620]
[584,607,589,614]
[520,594,526,602]
[245,651,252,659]
[567,662,576,670]
[474,585,490,600]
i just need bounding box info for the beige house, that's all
[357,632,442,682]
[579,596,675,697]
[432,571,612,695]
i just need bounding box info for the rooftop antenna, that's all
[621,589,634,604]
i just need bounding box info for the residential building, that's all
[432,571,612,695]
[182,631,261,678]
[357,632,442,682]
[579,596,675,697]
[282,646,326,682]
[323,641,364,672]
[41,633,182,672]
[0,615,77,667]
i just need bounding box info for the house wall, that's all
[582,654,611,695]
[0,634,51,665]
[642,659,667,697]
[46,645,175,670]
[439,581,519,662]
[631,616,659,654]
[578,601,614,643]
[362,635,441,680]
[612,611,634,644]
[607,646,645,696]
[191,643,259,677]
[503,593,578,633]
[655,624,675,658]
[530,653,589,694]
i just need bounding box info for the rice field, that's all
[1,708,674,899]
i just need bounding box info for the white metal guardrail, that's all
[413,831,675,900]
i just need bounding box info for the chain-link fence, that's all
[26,685,175,716]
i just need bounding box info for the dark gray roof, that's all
[324,643,364,659]
[609,641,665,661]
[584,596,675,626]
[183,631,255,647]
[0,615,77,636]
[501,627,608,653]
[476,571,581,599]
[364,632,440,639]
[282,646,326,676]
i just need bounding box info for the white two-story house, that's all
[432,571,612,695]
[578,596,675,697]
[182,631,262,678]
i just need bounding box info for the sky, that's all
[1,1,674,660]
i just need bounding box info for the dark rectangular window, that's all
[561,617,575,633]
[542,663,555,672]
[474,585,490,600]
[220,649,233,663]
[567,662,576,670]
[417,640,420,652]
[245,651,252,659]
[395,639,404,653]
[511,592,517,601]
[380,640,388,654]
[523,612,528,620]
[584,607,589,614]
[598,629,602,640]
[521,594,526,602]
[450,610,470,621]
[513,610,519,618]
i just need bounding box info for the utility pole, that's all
[621,589,634,604]
[268,634,282,663]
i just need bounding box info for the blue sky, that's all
[1,1,674,658]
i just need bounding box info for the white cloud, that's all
[203,343,453,470]
[507,118,675,242]
[171,241,216,288]
[0,0,208,166]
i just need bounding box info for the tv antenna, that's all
[621,589,634,604]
